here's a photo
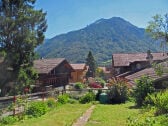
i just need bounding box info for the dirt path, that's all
[72,105,95,126]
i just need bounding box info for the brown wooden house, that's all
[33,58,74,90]
[125,61,168,89]
[70,64,87,83]
[112,52,168,76]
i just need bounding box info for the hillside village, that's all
[0,1,168,126]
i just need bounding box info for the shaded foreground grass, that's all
[86,102,140,126]
[12,104,91,126]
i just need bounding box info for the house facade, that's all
[112,52,168,77]
[70,64,87,83]
[33,58,74,91]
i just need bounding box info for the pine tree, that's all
[86,51,96,78]
[0,0,47,95]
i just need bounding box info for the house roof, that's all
[33,58,66,74]
[125,63,168,85]
[112,53,168,67]
[70,64,86,70]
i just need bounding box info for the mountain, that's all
[37,17,161,64]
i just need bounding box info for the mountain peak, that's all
[37,17,159,64]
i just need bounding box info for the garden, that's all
[0,76,168,126]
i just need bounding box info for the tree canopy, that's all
[86,51,96,78]
[0,0,47,96]
[146,13,168,48]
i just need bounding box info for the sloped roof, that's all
[70,64,86,70]
[125,63,168,85]
[33,58,66,74]
[112,53,168,67]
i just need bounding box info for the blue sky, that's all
[36,0,168,38]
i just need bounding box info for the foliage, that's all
[86,51,97,78]
[46,98,56,108]
[107,77,129,104]
[26,101,48,118]
[95,68,105,78]
[89,82,102,88]
[74,82,84,89]
[0,116,18,125]
[79,92,96,104]
[145,90,168,115]
[57,94,69,104]
[127,116,157,126]
[146,13,168,48]
[0,0,47,95]
[68,98,78,104]
[134,76,155,106]
[95,77,106,87]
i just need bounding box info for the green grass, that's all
[86,102,140,126]
[12,103,91,126]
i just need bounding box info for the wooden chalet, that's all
[33,58,74,91]
[125,61,168,89]
[112,52,168,76]
[70,64,87,83]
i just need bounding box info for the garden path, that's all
[72,105,95,126]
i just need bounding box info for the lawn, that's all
[12,103,91,126]
[86,102,140,126]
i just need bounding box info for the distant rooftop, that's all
[112,53,168,67]
[33,58,65,74]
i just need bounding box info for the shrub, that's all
[26,101,48,117]
[134,76,155,106]
[145,90,168,115]
[95,77,106,87]
[0,116,18,125]
[58,94,69,104]
[74,82,84,89]
[79,92,96,104]
[107,77,129,104]
[68,98,78,104]
[89,82,102,88]
[46,98,56,108]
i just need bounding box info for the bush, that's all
[74,82,84,89]
[145,90,168,115]
[0,116,18,125]
[134,76,155,106]
[95,77,106,87]
[107,77,129,104]
[58,94,69,104]
[79,92,96,104]
[46,98,56,108]
[89,82,102,88]
[26,101,48,117]
[68,98,78,104]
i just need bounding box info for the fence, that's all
[0,88,109,117]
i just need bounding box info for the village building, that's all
[112,52,168,76]
[125,61,168,89]
[70,64,87,83]
[33,58,74,91]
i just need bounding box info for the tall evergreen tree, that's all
[0,0,47,95]
[86,51,96,78]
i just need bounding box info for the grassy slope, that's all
[86,102,140,126]
[12,104,91,126]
